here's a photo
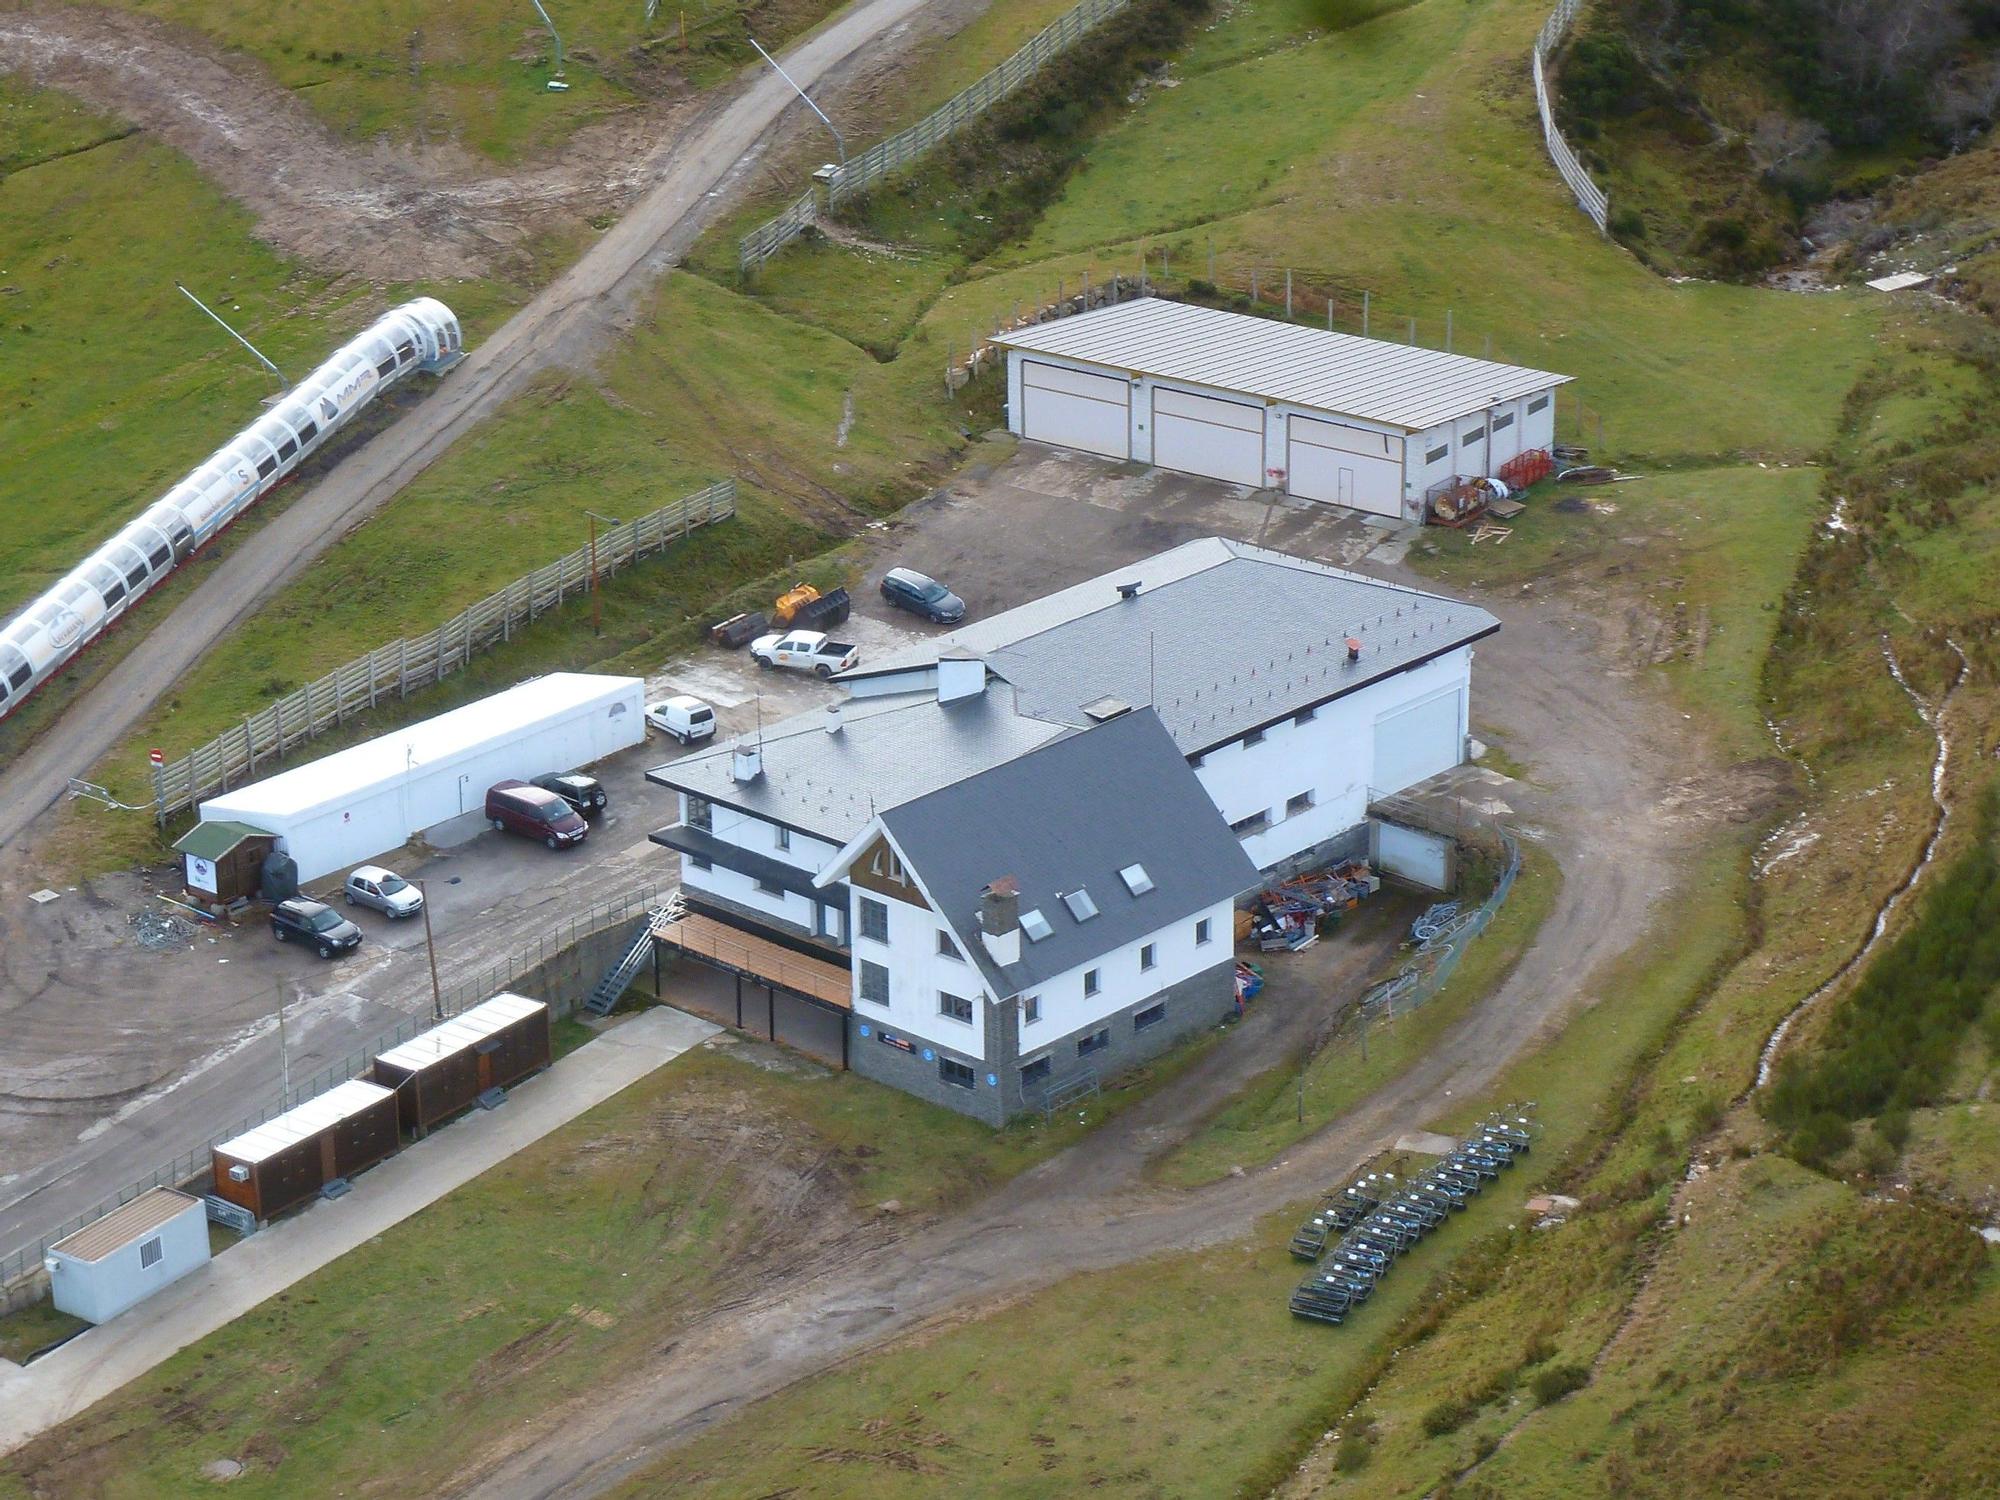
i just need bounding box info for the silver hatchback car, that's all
[343,865,424,918]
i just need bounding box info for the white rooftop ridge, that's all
[214,1079,394,1166]
[993,297,1572,431]
[374,992,545,1073]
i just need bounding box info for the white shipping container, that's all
[198,672,644,881]
[48,1188,211,1325]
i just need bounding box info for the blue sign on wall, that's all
[858,1023,871,1037]
[986,1074,998,1088]
[922,1047,935,1062]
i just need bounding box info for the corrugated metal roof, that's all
[881,710,1259,995]
[213,1080,395,1166]
[373,992,546,1074]
[200,673,640,825]
[51,1188,203,1264]
[849,538,1499,755]
[172,820,274,860]
[648,688,1073,843]
[993,298,1571,431]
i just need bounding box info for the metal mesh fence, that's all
[740,0,1133,271]
[0,882,673,1290]
[1534,0,1609,231]
[1358,831,1521,1023]
[151,480,736,819]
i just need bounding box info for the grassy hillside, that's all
[0,79,517,621]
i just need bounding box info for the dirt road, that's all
[0,0,946,861]
[444,527,1700,1497]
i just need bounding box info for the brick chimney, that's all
[979,876,1021,967]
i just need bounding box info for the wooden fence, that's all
[1534,0,1610,231]
[152,479,736,819]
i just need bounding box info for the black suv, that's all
[270,898,363,959]
[531,771,608,818]
[879,567,966,624]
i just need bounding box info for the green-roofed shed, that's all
[172,820,276,905]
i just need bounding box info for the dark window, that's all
[256,454,278,479]
[1528,395,1550,414]
[1021,1056,1052,1089]
[139,1236,164,1269]
[1139,943,1157,972]
[1462,427,1486,446]
[939,991,974,1024]
[1083,969,1101,997]
[860,960,890,1005]
[1023,995,1041,1025]
[1077,1028,1110,1057]
[938,930,962,960]
[276,438,298,461]
[1195,918,1212,946]
[755,877,784,896]
[939,1057,976,1090]
[1426,444,1450,465]
[859,897,889,944]
[1134,1001,1167,1031]
[396,340,417,364]
[1243,728,1265,747]
[689,855,712,871]
[686,796,712,831]
[1230,810,1270,838]
[1287,790,1315,816]
[375,357,397,378]
[1493,412,1514,430]
[296,420,318,444]
[1294,706,1317,725]
[774,825,791,851]
[124,559,149,588]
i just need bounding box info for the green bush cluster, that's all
[1764,787,2000,1164]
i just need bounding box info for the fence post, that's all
[1285,268,1293,319]
[1363,289,1371,338]
[399,638,409,699]
[1446,308,1454,353]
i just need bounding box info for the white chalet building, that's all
[646,537,1498,1122]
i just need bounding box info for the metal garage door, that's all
[1286,416,1406,518]
[1151,387,1264,486]
[1371,690,1463,794]
[1022,361,1130,459]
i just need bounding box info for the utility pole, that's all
[176,282,286,393]
[749,37,845,166]
[275,980,291,1103]
[419,880,445,1022]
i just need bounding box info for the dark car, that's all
[486,780,589,849]
[531,771,608,818]
[879,567,966,624]
[270,897,363,958]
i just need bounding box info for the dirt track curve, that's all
[0,0,944,857]
[447,601,1701,1498]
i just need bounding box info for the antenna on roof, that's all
[1149,631,1156,707]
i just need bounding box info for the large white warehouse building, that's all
[994,298,1571,521]
[198,672,643,881]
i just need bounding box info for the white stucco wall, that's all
[678,793,845,937]
[851,892,990,1059]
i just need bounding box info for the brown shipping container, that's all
[210,1080,401,1222]
[371,992,552,1131]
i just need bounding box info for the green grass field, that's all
[101,0,845,163]
[0,79,517,621]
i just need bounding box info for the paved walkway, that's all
[0,1007,719,1455]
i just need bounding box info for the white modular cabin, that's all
[47,1188,211,1325]
[197,672,643,882]
[993,299,1571,521]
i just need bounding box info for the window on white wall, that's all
[1023,995,1041,1025]
[1294,706,1318,725]
[756,876,784,896]
[1528,394,1550,414]
[1243,728,1265,747]
[859,897,888,944]
[1426,443,1450,465]
[1195,918,1212,946]
[686,796,712,831]
[938,930,963,960]
[1083,968,1101,997]
[1139,943,1157,972]
[939,991,974,1024]
[774,825,791,851]
[140,1236,163,1269]
[1230,810,1270,838]
[859,960,890,1005]
[1287,790,1316,816]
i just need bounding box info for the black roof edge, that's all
[1188,621,1499,760]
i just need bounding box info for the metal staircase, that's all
[582,897,677,1016]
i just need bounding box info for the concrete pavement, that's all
[0,1006,719,1457]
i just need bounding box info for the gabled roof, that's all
[646,686,1072,843]
[873,709,1259,995]
[172,820,274,860]
[844,538,1498,755]
[993,297,1571,431]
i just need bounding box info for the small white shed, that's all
[47,1187,210,1325]
[196,672,644,882]
[994,299,1572,521]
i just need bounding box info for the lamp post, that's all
[749,37,845,167]
[418,880,444,1022]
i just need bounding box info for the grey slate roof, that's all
[993,298,1571,431]
[646,687,1071,843]
[880,709,1259,996]
[847,538,1499,755]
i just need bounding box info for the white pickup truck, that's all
[750,629,861,678]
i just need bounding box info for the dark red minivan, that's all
[485,780,589,850]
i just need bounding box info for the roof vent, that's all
[1062,888,1099,923]
[824,703,844,735]
[1116,580,1141,600]
[731,739,764,783]
[1081,695,1133,723]
[1120,863,1154,896]
[1345,636,1362,664]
